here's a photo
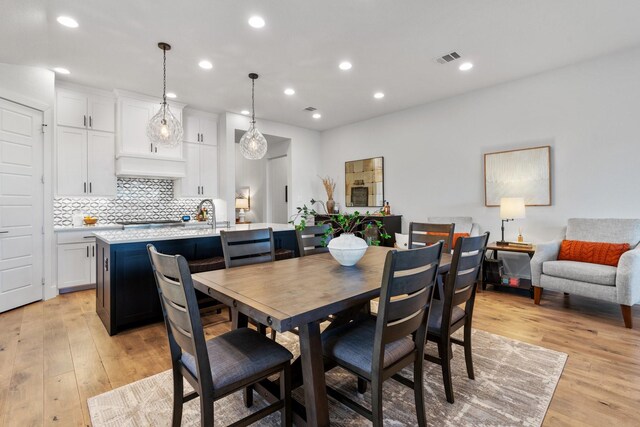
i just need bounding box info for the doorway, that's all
[267,155,289,224]
[0,98,44,312]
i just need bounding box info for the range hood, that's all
[115,154,186,179]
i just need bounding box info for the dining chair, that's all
[425,232,489,404]
[220,228,275,267]
[409,222,455,253]
[295,223,332,256]
[322,242,444,427]
[187,257,230,322]
[147,244,293,427]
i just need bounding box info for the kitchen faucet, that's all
[197,199,216,228]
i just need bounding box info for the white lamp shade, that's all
[235,198,249,209]
[500,197,525,219]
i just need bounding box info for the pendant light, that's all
[147,42,183,147]
[239,73,268,159]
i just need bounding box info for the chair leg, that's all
[271,329,277,340]
[437,339,455,403]
[357,376,368,394]
[413,357,427,427]
[463,322,475,380]
[621,304,633,329]
[280,363,292,427]
[228,306,232,322]
[533,286,543,305]
[371,378,384,427]
[200,395,214,426]
[171,369,184,427]
[243,385,254,407]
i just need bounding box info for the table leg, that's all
[232,308,248,329]
[299,321,329,427]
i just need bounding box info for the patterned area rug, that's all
[88,329,566,426]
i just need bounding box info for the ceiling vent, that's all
[304,106,317,111]
[435,51,461,64]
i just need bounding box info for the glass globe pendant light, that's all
[147,42,183,147]
[239,73,268,159]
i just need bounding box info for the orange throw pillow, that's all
[427,232,470,248]
[558,240,630,267]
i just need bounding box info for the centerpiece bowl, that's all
[327,233,368,266]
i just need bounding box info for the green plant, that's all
[289,200,391,246]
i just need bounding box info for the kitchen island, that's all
[93,223,298,335]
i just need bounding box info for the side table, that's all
[482,242,536,297]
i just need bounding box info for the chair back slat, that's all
[374,242,443,364]
[296,224,332,256]
[220,228,275,268]
[147,245,213,389]
[439,233,489,331]
[409,222,455,253]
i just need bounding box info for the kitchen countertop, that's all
[93,222,296,244]
[54,224,124,232]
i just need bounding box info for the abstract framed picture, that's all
[484,145,551,207]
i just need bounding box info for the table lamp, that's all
[235,197,249,222]
[498,197,525,246]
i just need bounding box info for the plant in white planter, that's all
[290,201,391,266]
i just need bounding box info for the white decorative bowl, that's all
[327,233,368,266]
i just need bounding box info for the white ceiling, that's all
[3,0,640,131]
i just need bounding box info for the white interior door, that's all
[87,131,116,196]
[268,156,288,224]
[0,98,43,312]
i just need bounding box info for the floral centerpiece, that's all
[290,200,391,266]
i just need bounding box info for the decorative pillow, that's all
[558,240,630,267]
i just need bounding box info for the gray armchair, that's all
[531,218,640,328]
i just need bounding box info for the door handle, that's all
[84,182,87,193]
[201,186,204,194]
[285,185,288,203]
[89,116,92,128]
[89,182,92,193]
[83,115,87,127]
[86,246,89,258]
[0,231,8,234]
[150,143,153,152]
[92,246,95,257]
[201,133,204,143]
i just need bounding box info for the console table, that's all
[314,214,402,247]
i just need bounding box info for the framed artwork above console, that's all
[345,156,384,207]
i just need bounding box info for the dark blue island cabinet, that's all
[95,229,298,335]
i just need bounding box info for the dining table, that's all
[192,245,452,427]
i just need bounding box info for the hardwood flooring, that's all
[0,288,638,426]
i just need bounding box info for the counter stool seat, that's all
[275,248,294,261]
[187,256,226,273]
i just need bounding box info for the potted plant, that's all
[290,201,391,266]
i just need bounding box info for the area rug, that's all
[88,329,567,426]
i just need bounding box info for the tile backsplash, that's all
[54,178,223,226]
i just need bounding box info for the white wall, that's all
[219,112,321,223]
[320,47,640,245]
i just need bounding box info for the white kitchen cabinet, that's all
[56,127,116,197]
[117,95,184,159]
[57,242,94,290]
[177,142,218,198]
[56,89,115,132]
[183,110,217,145]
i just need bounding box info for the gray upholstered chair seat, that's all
[543,260,617,286]
[322,318,415,378]
[427,300,465,334]
[182,328,293,391]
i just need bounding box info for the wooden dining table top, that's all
[192,246,452,333]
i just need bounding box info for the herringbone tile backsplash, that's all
[54,178,210,226]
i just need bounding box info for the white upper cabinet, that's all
[182,110,217,145]
[87,132,116,196]
[176,142,218,198]
[116,92,185,160]
[57,88,115,132]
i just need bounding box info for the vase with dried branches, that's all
[320,175,336,214]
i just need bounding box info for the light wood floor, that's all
[0,288,638,427]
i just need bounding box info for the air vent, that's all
[435,51,461,64]
[304,106,317,111]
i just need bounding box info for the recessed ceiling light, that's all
[459,62,473,71]
[312,113,322,119]
[198,60,213,70]
[56,16,78,28]
[339,61,352,71]
[166,92,177,99]
[53,67,70,75]
[241,110,250,115]
[373,92,385,99]
[284,88,295,96]
[248,16,265,28]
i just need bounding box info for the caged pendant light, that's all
[239,73,268,159]
[147,42,183,147]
